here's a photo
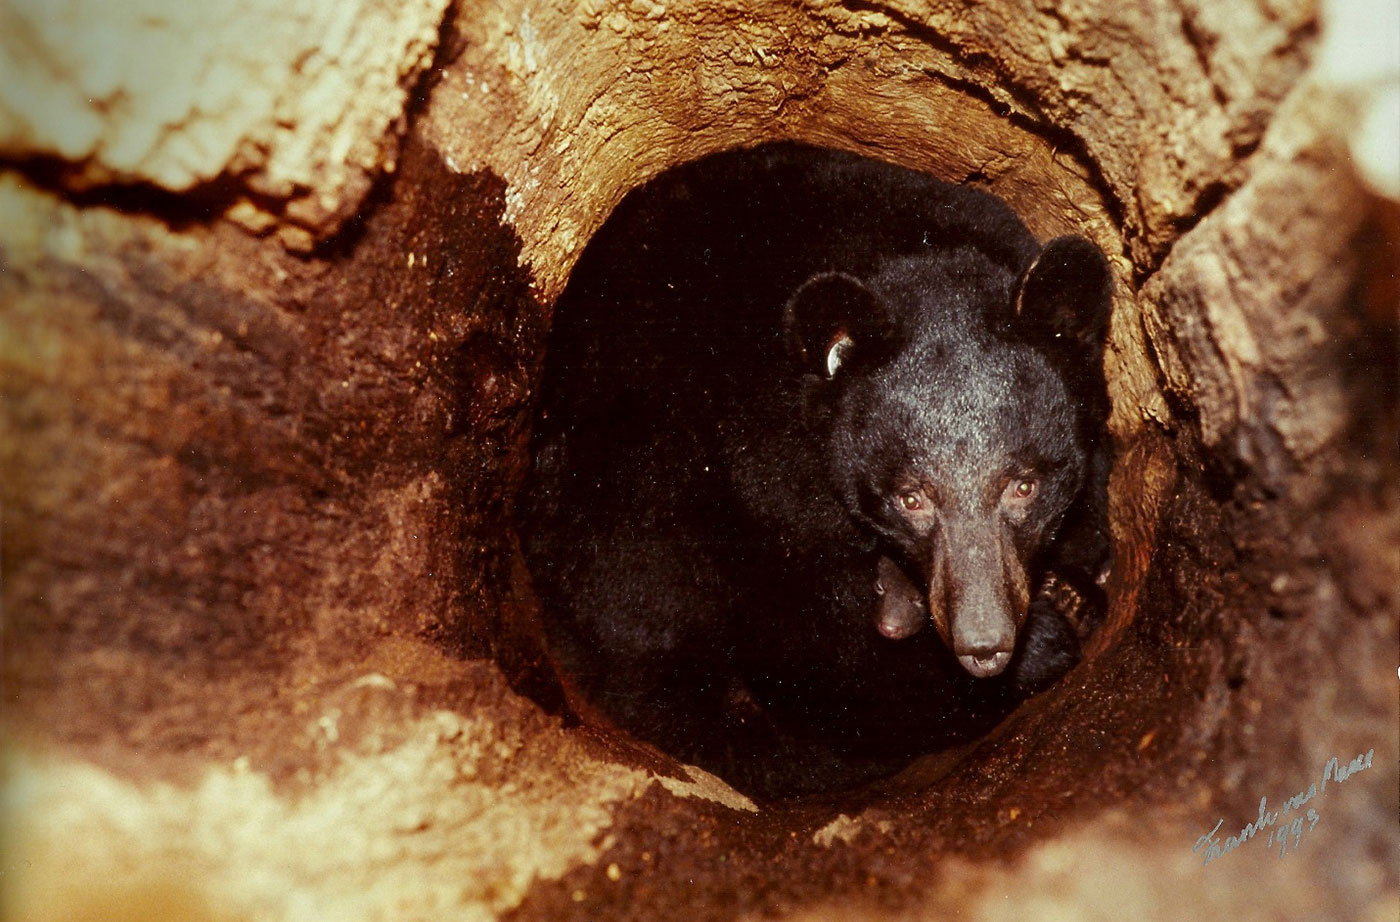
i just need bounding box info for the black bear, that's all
[521,143,1114,797]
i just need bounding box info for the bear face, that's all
[873,554,927,640]
[784,241,1111,679]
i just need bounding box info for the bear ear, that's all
[784,272,896,378]
[1014,236,1114,350]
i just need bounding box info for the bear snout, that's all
[950,612,1018,678]
[929,522,1029,679]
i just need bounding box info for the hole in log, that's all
[518,143,1120,799]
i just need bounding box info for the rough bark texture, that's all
[0,0,448,245]
[1,1,1395,921]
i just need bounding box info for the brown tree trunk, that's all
[1,1,1394,920]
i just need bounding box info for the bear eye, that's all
[898,491,924,512]
[1009,478,1038,500]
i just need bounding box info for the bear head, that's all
[784,236,1113,679]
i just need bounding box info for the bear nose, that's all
[951,618,1015,658]
[960,636,1007,656]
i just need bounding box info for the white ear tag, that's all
[825,333,854,378]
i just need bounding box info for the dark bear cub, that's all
[521,143,1114,798]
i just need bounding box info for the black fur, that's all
[521,143,1114,797]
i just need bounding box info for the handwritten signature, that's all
[1191,747,1375,865]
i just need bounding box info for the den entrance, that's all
[517,143,1121,799]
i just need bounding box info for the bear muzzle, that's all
[948,603,1017,678]
[926,523,1031,679]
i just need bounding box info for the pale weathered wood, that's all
[0,0,449,245]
